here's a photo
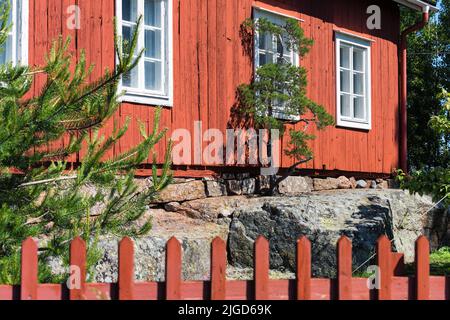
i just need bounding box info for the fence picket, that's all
[415,236,430,300]
[21,237,38,300]
[211,237,227,300]
[296,237,311,300]
[69,237,86,300]
[377,235,392,300]
[166,237,182,300]
[337,236,352,300]
[119,237,135,300]
[3,235,446,301]
[254,236,269,300]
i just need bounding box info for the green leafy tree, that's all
[402,1,450,169]
[237,18,334,194]
[398,90,450,206]
[0,3,172,284]
[397,1,450,207]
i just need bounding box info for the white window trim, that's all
[115,0,173,107]
[2,0,28,65]
[335,32,372,130]
[252,5,304,22]
[253,9,300,70]
[253,8,300,121]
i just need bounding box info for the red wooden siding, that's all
[1,236,448,300]
[27,0,401,176]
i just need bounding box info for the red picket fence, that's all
[0,235,448,300]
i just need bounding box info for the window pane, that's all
[144,0,161,27]
[0,0,12,24]
[259,52,272,66]
[123,65,138,88]
[0,35,12,64]
[145,29,161,59]
[353,72,364,95]
[122,0,137,22]
[277,36,285,56]
[145,60,162,91]
[259,32,272,51]
[353,48,364,72]
[122,25,137,54]
[340,45,350,68]
[340,69,350,93]
[122,25,132,42]
[354,96,365,119]
[340,94,351,117]
[0,0,13,64]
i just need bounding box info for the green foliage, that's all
[0,7,172,284]
[238,17,334,164]
[429,247,450,275]
[402,1,450,169]
[399,1,450,207]
[430,89,450,134]
[398,90,450,206]
[398,167,450,205]
[403,247,450,276]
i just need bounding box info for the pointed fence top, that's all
[22,237,37,249]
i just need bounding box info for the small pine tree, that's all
[238,17,334,194]
[0,3,172,283]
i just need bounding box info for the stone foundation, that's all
[149,174,398,209]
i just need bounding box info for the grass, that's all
[353,247,450,278]
[404,246,450,276]
[429,247,450,276]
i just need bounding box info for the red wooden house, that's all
[2,0,438,178]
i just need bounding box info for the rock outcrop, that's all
[227,190,443,278]
[47,189,446,281]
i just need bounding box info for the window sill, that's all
[337,119,371,131]
[273,111,301,122]
[119,93,173,107]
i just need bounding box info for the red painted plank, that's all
[0,285,14,300]
[166,237,182,300]
[296,236,311,300]
[119,237,135,300]
[377,235,392,300]
[37,284,62,300]
[415,236,430,300]
[254,236,269,300]
[28,0,403,176]
[69,237,87,300]
[310,279,332,300]
[211,237,227,300]
[337,236,352,300]
[133,282,159,300]
[84,283,112,300]
[225,280,250,300]
[21,237,38,300]
[429,276,447,300]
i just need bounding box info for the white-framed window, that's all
[0,0,28,65]
[253,8,300,120]
[116,0,173,106]
[335,32,372,130]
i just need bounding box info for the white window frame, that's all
[253,8,300,121]
[253,9,300,68]
[1,0,28,65]
[116,0,173,107]
[335,32,372,130]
